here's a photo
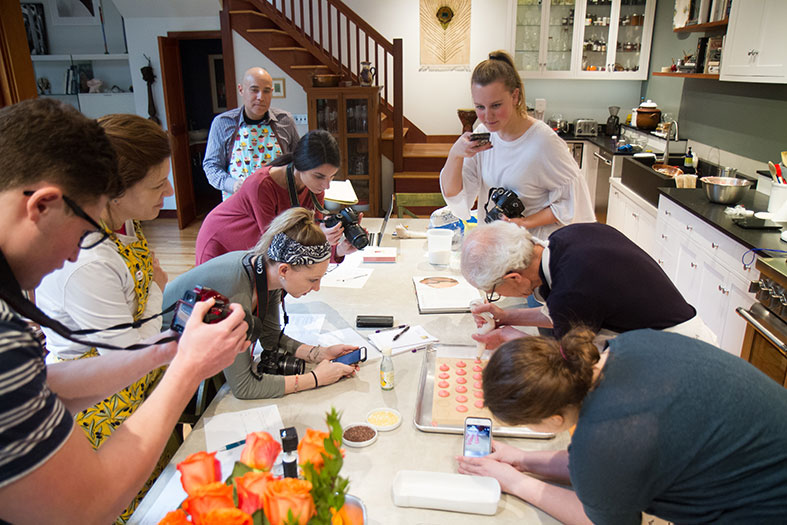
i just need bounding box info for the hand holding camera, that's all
[484,187,525,223]
[324,207,369,251]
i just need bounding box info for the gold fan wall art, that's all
[420,0,471,70]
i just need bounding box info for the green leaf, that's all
[226,460,254,484]
[252,508,268,525]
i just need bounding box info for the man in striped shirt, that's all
[0,98,250,524]
[203,67,299,199]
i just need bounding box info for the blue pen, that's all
[375,324,406,333]
[220,438,246,451]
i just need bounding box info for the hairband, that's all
[559,346,569,362]
[267,232,330,265]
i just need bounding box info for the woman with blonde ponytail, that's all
[458,328,787,525]
[164,207,358,400]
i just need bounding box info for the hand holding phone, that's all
[469,132,491,146]
[331,346,367,365]
[463,417,492,457]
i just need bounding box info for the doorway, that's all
[159,30,235,228]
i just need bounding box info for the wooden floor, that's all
[141,218,202,281]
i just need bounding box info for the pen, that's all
[375,324,406,333]
[220,439,246,451]
[392,325,410,341]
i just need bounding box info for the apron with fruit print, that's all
[58,221,170,524]
[225,122,282,199]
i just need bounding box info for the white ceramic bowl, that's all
[366,407,402,431]
[342,423,378,448]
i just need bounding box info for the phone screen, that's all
[332,347,367,365]
[463,418,492,457]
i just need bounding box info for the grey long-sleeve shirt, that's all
[162,251,300,399]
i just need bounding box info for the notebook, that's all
[324,180,358,205]
[412,275,483,314]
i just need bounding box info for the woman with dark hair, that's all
[195,129,357,264]
[36,113,175,522]
[457,328,787,525]
[166,207,358,399]
[440,50,594,238]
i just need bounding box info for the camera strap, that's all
[285,163,330,216]
[483,186,498,216]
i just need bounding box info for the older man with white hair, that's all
[204,67,299,199]
[463,220,716,347]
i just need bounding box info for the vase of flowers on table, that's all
[158,408,366,525]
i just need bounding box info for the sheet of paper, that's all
[282,313,326,343]
[368,325,438,355]
[324,179,358,204]
[316,327,382,362]
[412,275,482,313]
[320,266,373,288]
[204,405,284,452]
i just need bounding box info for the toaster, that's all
[574,119,598,137]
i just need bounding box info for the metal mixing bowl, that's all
[701,176,752,204]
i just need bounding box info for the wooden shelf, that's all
[652,72,719,79]
[673,19,728,32]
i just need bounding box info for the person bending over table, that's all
[463,220,716,347]
[166,207,357,399]
[439,50,595,239]
[457,328,787,525]
[36,114,177,521]
[195,130,357,265]
[0,98,248,525]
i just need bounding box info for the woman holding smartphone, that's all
[164,207,357,399]
[440,50,595,239]
[457,328,787,525]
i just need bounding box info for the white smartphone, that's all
[463,417,492,457]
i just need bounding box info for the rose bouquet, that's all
[158,409,363,525]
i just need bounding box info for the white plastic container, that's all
[426,229,453,266]
[392,470,500,515]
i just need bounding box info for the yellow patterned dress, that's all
[62,221,170,523]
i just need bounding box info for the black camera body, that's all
[258,348,306,376]
[170,286,232,333]
[484,187,525,223]
[324,207,369,250]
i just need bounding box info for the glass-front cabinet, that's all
[511,0,655,80]
[307,86,381,216]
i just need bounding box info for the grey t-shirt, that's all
[570,329,787,524]
[163,251,301,399]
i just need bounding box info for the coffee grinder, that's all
[606,106,620,136]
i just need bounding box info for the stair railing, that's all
[251,0,403,171]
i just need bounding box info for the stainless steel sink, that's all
[620,156,682,206]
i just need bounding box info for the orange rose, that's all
[330,502,364,525]
[177,451,222,495]
[235,470,273,515]
[263,478,315,525]
[158,509,190,525]
[200,508,253,525]
[298,428,343,472]
[240,431,282,471]
[181,482,234,525]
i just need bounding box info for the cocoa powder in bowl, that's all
[343,424,376,443]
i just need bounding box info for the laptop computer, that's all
[369,194,394,247]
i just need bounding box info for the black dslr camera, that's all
[259,348,306,376]
[484,187,525,223]
[324,207,369,250]
[170,286,232,333]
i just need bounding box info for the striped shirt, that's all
[203,106,299,194]
[0,298,73,488]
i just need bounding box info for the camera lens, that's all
[278,354,306,375]
[344,223,369,249]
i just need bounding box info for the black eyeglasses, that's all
[23,191,109,249]
[486,283,501,303]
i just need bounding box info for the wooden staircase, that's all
[223,0,452,214]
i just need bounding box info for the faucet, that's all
[659,120,678,163]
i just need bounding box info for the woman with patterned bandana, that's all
[164,207,358,400]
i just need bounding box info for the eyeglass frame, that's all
[485,283,501,303]
[23,190,109,249]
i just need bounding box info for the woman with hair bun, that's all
[457,328,787,525]
[440,50,594,239]
[196,129,360,265]
[165,207,358,400]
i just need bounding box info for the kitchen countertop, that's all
[559,132,625,156]
[659,188,787,256]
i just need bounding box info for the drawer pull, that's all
[685,225,693,231]
[690,262,697,269]
[711,242,719,249]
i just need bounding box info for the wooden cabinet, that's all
[720,0,787,83]
[655,196,757,355]
[510,0,656,80]
[306,86,382,216]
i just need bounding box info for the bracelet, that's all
[294,374,299,393]
[311,370,319,388]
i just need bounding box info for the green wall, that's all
[643,0,787,163]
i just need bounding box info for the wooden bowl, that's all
[312,74,341,87]
[652,164,683,177]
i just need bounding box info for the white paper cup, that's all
[427,229,453,266]
[768,184,787,213]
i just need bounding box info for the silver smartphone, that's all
[463,417,492,457]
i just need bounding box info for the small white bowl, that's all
[342,423,378,448]
[366,407,402,431]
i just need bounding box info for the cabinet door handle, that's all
[736,308,787,357]
[664,210,671,216]
[658,259,664,265]
[711,242,719,249]
[631,212,639,219]
[690,262,697,269]
[660,234,667,240]
[685,225,693,231]
[593,151,612,166]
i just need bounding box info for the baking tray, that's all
[413,346,554,439]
